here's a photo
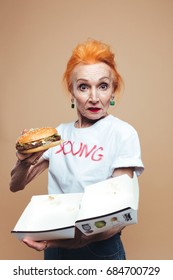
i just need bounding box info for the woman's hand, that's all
[9,127,49,192]
[23,228,90,251]
[22,225,124,252]
[23,239,48,251]
[16,150,45,166]
[10,150,48,192]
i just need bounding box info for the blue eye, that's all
[99,83,108,90]
[79,84,88,91]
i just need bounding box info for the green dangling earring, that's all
[71,98,75,109]
[110,96,115,106]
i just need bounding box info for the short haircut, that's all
[63,38,123,95]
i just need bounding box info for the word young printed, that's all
[55,141,104,161]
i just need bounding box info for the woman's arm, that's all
[10,151,49,192]
[112,167,134,178]
[23,225,124,251]
[22,167,134,251]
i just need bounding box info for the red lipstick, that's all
[88,107,101,113]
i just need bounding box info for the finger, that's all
[17,151,44,164]
[16,151,31,161]
[23,239,47,251]
[20,128,28,135]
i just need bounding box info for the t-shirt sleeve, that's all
[112,126,144,176]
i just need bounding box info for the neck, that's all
[75,114,108,128]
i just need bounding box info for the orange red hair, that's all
[63,39,123,95]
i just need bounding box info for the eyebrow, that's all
[76,77,111,82]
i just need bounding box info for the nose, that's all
[89,87,99,103]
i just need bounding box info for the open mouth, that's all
[88,107,101,113]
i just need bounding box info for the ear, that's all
[70,92,75,99]
[69,83,74,95]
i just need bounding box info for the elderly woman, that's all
[10,39,144,260]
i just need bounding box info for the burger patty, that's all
[16,134,61,151]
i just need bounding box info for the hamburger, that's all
[16,127,61,154]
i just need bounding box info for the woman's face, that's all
[71,62,115,127]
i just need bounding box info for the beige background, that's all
[1,0,173,260]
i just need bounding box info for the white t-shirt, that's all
[43,115,144,194]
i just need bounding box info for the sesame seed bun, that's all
[16,127,61,153]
